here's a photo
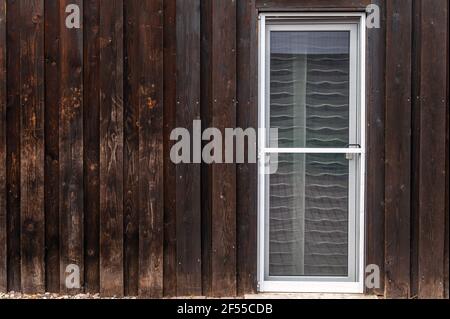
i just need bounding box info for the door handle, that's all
[345,144,361,160]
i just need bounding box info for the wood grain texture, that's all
[446,2,450,298]
[0,0,6,293]
[384,0,412,299]
[365,0,386,296]
[255,0,372,11]
[162,0,177,298]
[123,0,139,297]
[44,0,60,293]
[83,0,100,294]
[446,17,449,297]
[20,0,45,294]
[6,0,21,292]
[0,0,447,299]
[211,0,237,297]
[99,0,124,297]
[416,0,448,299]
[410,0,421,298]
[175,0,202,297]
[137,0,164,298]
[202,0,237,297]
[200,0,212,297]
[59,0,84,294]
[236,0,258,296]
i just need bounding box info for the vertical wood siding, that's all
[83,0,100,293]
[174,0,202,297]
[201,0,237,297]
[236,0,258,296]
[136,0,163,298]
[0,0,6,293]
[162,0,176,297]
[384,0,412,298]
[98,0,123,296]
[365,0,386,296]
[5,0,21,293]
[415,0,448,299]
[0,0,448,298]
[43,0,60,294]
[19,0,45,294]
[122,0,139,297]
[59,0,84,294]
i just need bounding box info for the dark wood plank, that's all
[384,0,412,299]
[410,0,421,298]
[200,0,212,297]
[0,0,6,293]
[44,0,60,293]
[212,0,237,297]
[20,0,45,294]
[255,0,371,11]
[99,0,124,297]
[83,0,100,294]
[59,0,84,294]
[162,0,177,297]
[123,0,139,296]
[446,9,450,299]
[417,0,448,299]
[446,33,449,298]
[6,0,21,292]
[365,0,386,296]
[202,0,237,297]
[137,0,164,298]
[236,0,258,296]
[174,0,202,297]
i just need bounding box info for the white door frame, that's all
[257,12,366,294]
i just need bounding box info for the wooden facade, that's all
[0,0,448,298]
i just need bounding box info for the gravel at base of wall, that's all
[0,292,137,299]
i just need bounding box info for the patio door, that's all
[258,13,366,293]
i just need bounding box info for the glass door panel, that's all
[267,153,350,277]
[268,31,351,149]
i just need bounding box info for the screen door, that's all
[258,13,366,293]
